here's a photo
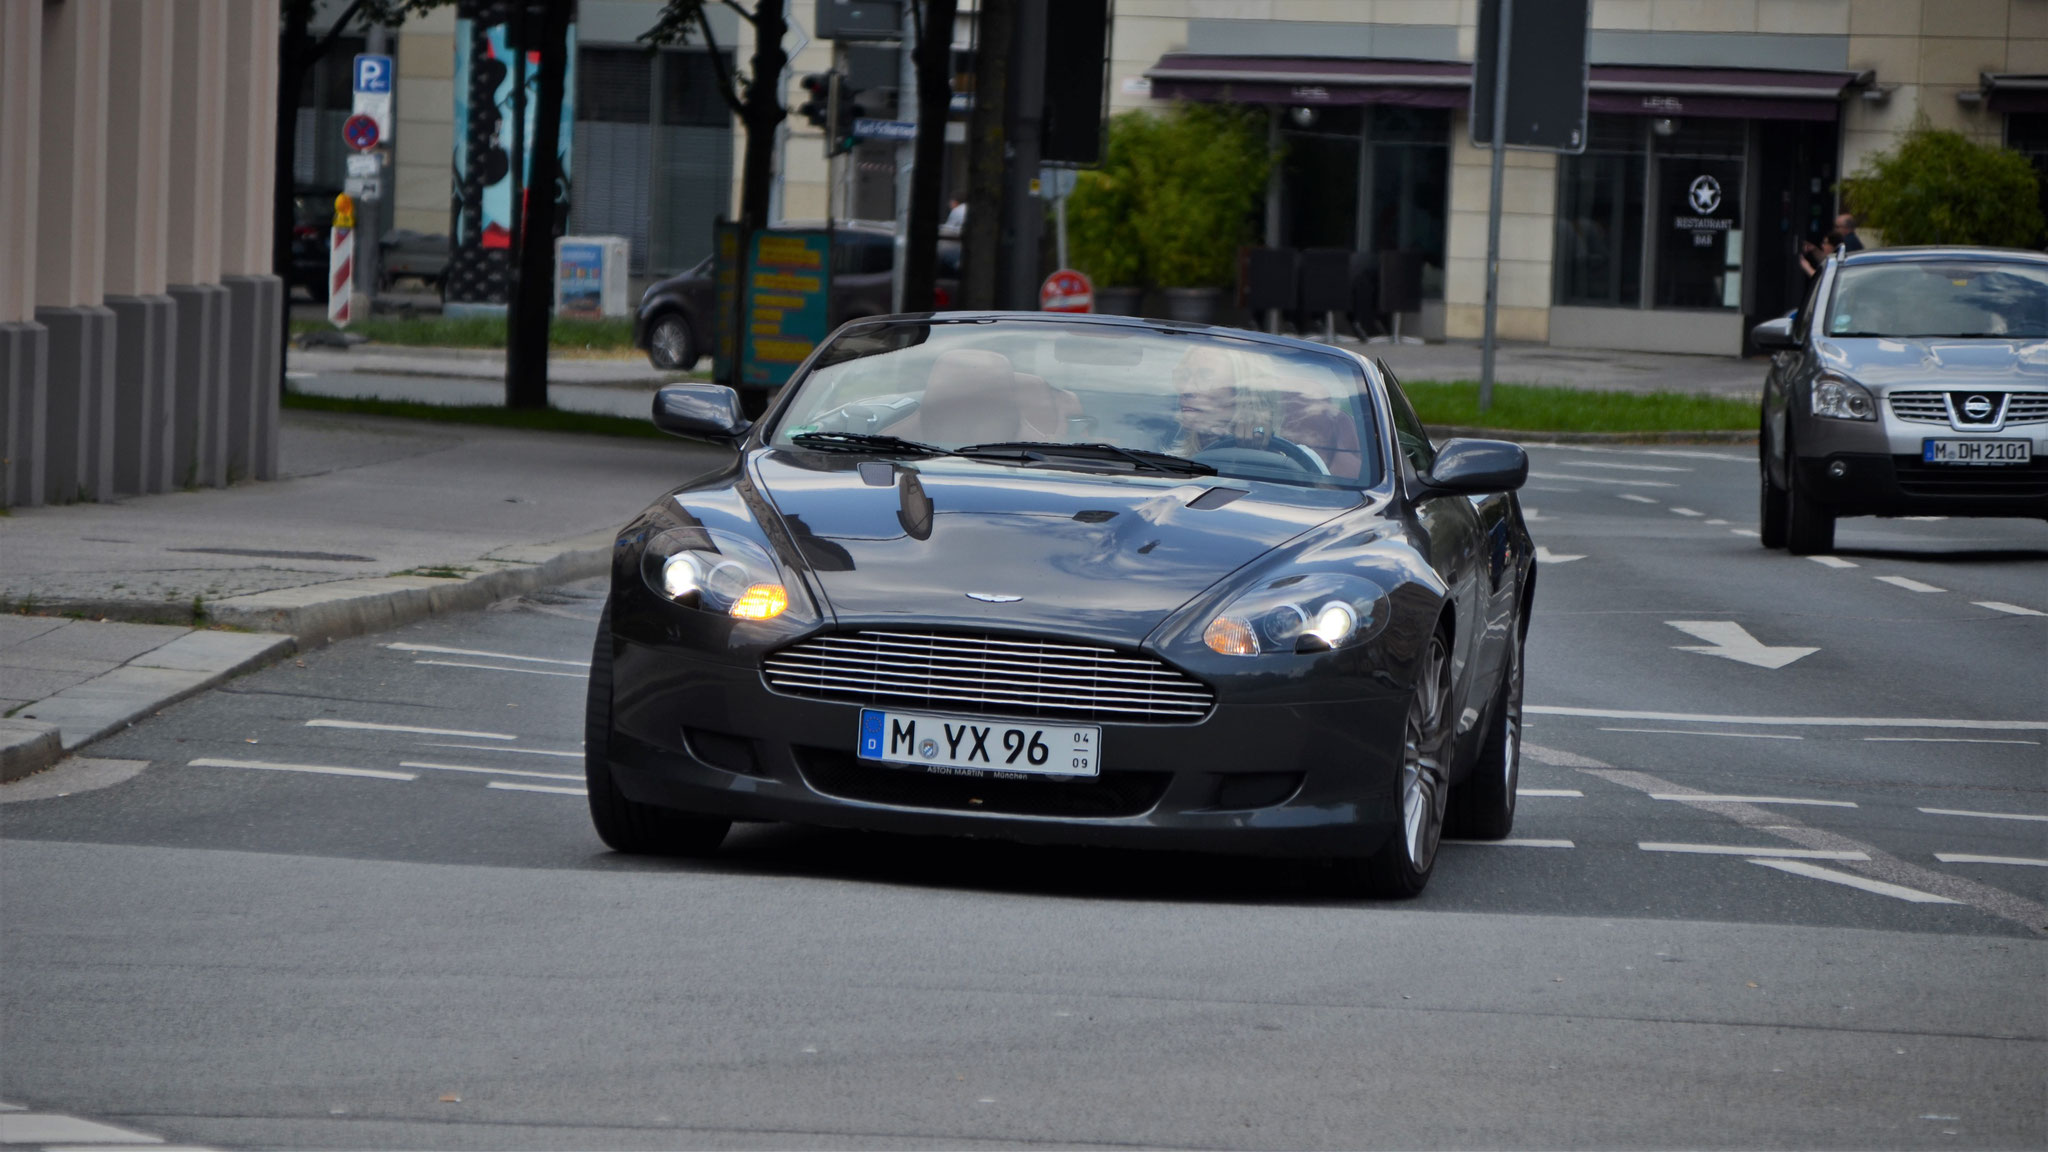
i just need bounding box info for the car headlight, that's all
[1203,572,1391,656]
[641,526,810,622]
[1811,374,1876,421]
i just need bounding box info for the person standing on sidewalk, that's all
[1835,213,1864,252]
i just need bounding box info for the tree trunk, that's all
[902,0,957,312]
[960,0,1012,310]
[505,0,571,410]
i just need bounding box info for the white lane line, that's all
[1936,854,2048,867]
[190,757,416,781]
[402,761,583,782]
[1919,807,2048,823]
[1443,838,1575,848]
[1640,842,1869,860]
[387,642,587,667]
[1705,518,1730,525]
[1875,574,1946,593]
[1526,705,2048,731]
[1563,461,1693,473]
[1517,788,1583,797]
[307,719,516,740]
[1669,507,1703,516]
[1542,446,1746,463]
[1867,736,2040,745]
[1535,546,1584,564]
[415,658,587,679]
[423,742,581,758]
[1808,555,1859,569]
[1900,515,1947,521]
[1530,473,1677,488]
[1749,858,1959,904]
[1618,493,1659,504]
[1648,793,1857,808]
[488,781,587,796]
[1977,601,2047,616]
[1729,528,1762,537]
[0,1113,172,1144]
[1600,727,1802,740]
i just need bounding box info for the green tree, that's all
[1841,119,2045,248]
[1067,104,1271,289]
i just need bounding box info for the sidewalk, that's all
[2,407,724,779]
[290,343,686,389]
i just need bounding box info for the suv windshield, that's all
[1826,260,2048,338]
[771,321,1384,489]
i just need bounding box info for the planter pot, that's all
[1161,286,1226,325]
[1092,285,1144,316]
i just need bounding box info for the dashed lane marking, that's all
[386,642,587,666]
[402,760,583,782]
[1640,842,1869,860]
[1517,788,1583,797]
[1647,793,1856,808]
[1867,736,2040,745]
[1750,859,1959,904]
[1705,518,1730,525]
[190,757,415,781]
[1670,507,1703,516]
[1618,493,1659,504]
[1936,854,2048,867]
[1540,446,1746,463]
[1808,555,1858,568]
[1559,461,1693,473]
[1600,727,1801,740]
[423,742,581,758]
[488,781,587,796]
[1977,601,2047,616]
[1875,575,1946,593]
[1729,528,1761,537]
[1529,472,1677,488]
[1919,807,2048,823]
[1443,838,1575,848]
[415,658,587,679]
[306,719,515,739]
[1526,706,2048,731]
[0,1109,188,1145]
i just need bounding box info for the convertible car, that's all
[588,313,1537,896]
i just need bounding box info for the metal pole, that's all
[891,2,917,313]
[358,26,389,310]
[1054,187,1067,271]
[1479,0,1513,414]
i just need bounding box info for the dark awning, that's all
[1144,55,1860,122]
[1982,73,2048,113]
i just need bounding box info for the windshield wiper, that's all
[953,440,1216,476]
[788,431,948,456]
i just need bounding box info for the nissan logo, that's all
[1962,394,1996,420]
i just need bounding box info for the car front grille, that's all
[794,745,1170,818]
[1887,391,1950,424]
[762,630,1215,723]
[1888,390,2048,426]
[1892,456,2048,498]
[2006,392,2048,424]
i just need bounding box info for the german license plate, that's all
[1923,439,2031,465]
[858,708,1100,778]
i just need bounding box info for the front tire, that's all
[1447,619,1522,840]
[1331,623,1454,898]
[646,313,698,371]
[1759,423,1788,548]
[1784,435,1836,555]
[585,602,730,855]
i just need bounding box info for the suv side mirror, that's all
[1423,438,1528,494]
[1751,316,1797,349]
[652,384,751,442]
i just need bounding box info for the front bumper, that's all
[604,625,1413,861]
[1793,413,2048,518]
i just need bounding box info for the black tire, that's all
[1447,618,1522,840]
[585,602,730,855]
[1759,422,1788,549]
[1783,433,1836,555]
[1330,622,1455,898]
[646,313,698,371]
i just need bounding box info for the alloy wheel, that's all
[1400,631,1453,872]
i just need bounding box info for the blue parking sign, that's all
[353,54,392,94]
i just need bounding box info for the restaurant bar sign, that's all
[1674,168,1737,245]
[741,231,833,389]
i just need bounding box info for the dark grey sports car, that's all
[588,313,1537,896]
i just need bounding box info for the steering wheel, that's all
[1194,435,1329,475]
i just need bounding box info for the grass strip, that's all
[290,314,636,351]
[283,389,666,439]
[1402,380,1756,433]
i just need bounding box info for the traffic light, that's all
[826,79,855,157]
[796,72,835,131]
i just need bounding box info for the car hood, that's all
[751,449,1363,644]
[1820,337,2048,389]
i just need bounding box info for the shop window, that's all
[1652,119,1745,310]
[1556,115,1747,311]
[1555,118,1645,307]
[1280,106,1364,250]
[1366,107,1448,299]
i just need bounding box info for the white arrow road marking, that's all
[1535,546,1584,564]
[1936,854,2048,867]
[1809,555,1858,568]
[1875,575,1946,593]
[1749,859,1959,903]
[1667,620,1818,669]
[1977,601,2046,616]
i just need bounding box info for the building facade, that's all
[2,0,283,509]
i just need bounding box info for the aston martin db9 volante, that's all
[588,313,1536,896]
[1755,247,2048,553]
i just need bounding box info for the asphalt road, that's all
[3,444,2044,1149]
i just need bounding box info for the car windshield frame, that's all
[764,318,1388,491]
[1823,258,2048,340]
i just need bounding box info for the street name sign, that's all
[853,118,917,141]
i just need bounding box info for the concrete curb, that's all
[1426,425,1757,446]
[0,719,63,783]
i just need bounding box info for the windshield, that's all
[769,321,1383,488]
[1826,260,2048,338]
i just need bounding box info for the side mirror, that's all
[1751,315,1797,349]
[1423,438,1528,494]
[652,384,751,442]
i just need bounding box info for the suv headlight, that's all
[1203,572,1391,656]
[1811,374,1876,421]
[641,526,816,623]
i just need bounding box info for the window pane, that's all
[1556,151,1645,307]
[661,50,732,127]
[1367,107,1448,298]
[1653,155,1744,309]
[578,47,650,123]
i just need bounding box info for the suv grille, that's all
[2006,392,2048,424]
[1889,389,2048,427]
[763,630,1215,723]
[1888,391,1949,424]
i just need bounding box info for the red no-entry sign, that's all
[1040,269,1093,313]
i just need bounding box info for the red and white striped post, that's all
[328,192,356,327]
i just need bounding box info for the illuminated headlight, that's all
[1204,573,1390,656]
[641,526,810,622]
[1811,375,1876,421]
